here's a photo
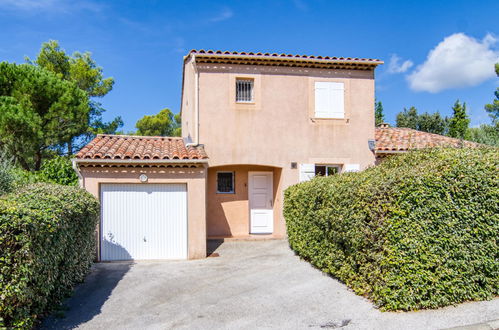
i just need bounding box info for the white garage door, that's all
[100,183,187,261]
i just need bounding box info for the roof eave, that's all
[192,53,383,67]
[72,158,209,165]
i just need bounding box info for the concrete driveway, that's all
[41,240,498,330]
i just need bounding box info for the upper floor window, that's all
[236,79,254,103]
[314,82,344,118]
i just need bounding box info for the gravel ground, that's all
[41,240,499,330]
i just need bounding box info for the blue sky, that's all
[1,0,498,131]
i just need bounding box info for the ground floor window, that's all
[315,164,341,176]
[217,171,235,193]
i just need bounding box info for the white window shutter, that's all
[314,82,344,118]
[299,164,315,182]
[330,82,345,119]
[344,164,360,172]
[314,82,331,118]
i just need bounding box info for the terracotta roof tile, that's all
[188,49,382,63]
[187,49,383,70]
[375,127,480,152]
[76,134,208,161]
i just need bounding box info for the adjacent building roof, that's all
[75,134,208,161]
[186,49,384,70]
[375,127,480,152]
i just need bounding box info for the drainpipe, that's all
[71,159,84,188]
[186,54,200,146]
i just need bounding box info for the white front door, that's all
[248,171,273,234]
[100,183,187,261]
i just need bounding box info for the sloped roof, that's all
[75,134,208,161]
[186,49,383,70]
[375,127,480,152]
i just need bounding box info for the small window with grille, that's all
[217,171,235,193]
[236,79,254,103]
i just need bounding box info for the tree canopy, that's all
[484,63,499,127]
[27,40,122,154]
[396,107,419,129]
[396,107,449,135]
[135,108,181,136]
[0,63,89,170]
[375,101,385,126]
[448,100,470,139]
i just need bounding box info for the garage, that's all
[100,183,187,261]
[73,134,209,260]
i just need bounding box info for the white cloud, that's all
[0,0,56,10]
[388,54,414,73]
[0,0,103,13]
[208,7,233,22]
[407,33,499,93]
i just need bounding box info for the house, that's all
[374,124,480,163]
[73,50,384,261]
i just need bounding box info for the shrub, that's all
[39,155,78,186]
[8,156,78,188]
[0,183,99,328]
[284,148,498,311]
[0,155,14,195]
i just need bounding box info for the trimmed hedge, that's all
[284,148,498,311]
[0,183,99,328]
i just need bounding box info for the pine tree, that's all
[396,107,418,129]
[448,100,470,139]
[375,101,385,126]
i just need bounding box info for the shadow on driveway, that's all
[40,241,133,329]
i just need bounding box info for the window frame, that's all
[216,171,235,194]
[235,78,255,103]
[314,164,342,177]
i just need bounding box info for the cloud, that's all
[0,0,56,10]
[208,7,233,22]
[407,33,499,93]
[0,0,103,13]
[387,54,413,73]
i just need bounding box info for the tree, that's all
[135,108,181,136]
[27,40,122,154]
[448,100,470,139]
[467,125,499,146]
[484,63,499,127]
[417,111,448,135]
[396,106,418,129]
[375,100,385,126]
[0,63,89,170]
[396,107,449,134]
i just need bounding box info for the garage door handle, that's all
[143,237,146,242]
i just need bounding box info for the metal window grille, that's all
[236,79,254,102]
[217,172,234,193]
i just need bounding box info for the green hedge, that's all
[284,148,498,311]
[0,183,99,328]
[11,156,78,187]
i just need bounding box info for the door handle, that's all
[270,199,273,207]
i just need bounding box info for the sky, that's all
[0,0,498,132]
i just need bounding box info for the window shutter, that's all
[344,164,360,172]
[314,82,344,118]
[299,164,315,182]
[329,82,345,119]
[314,82,331,118]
